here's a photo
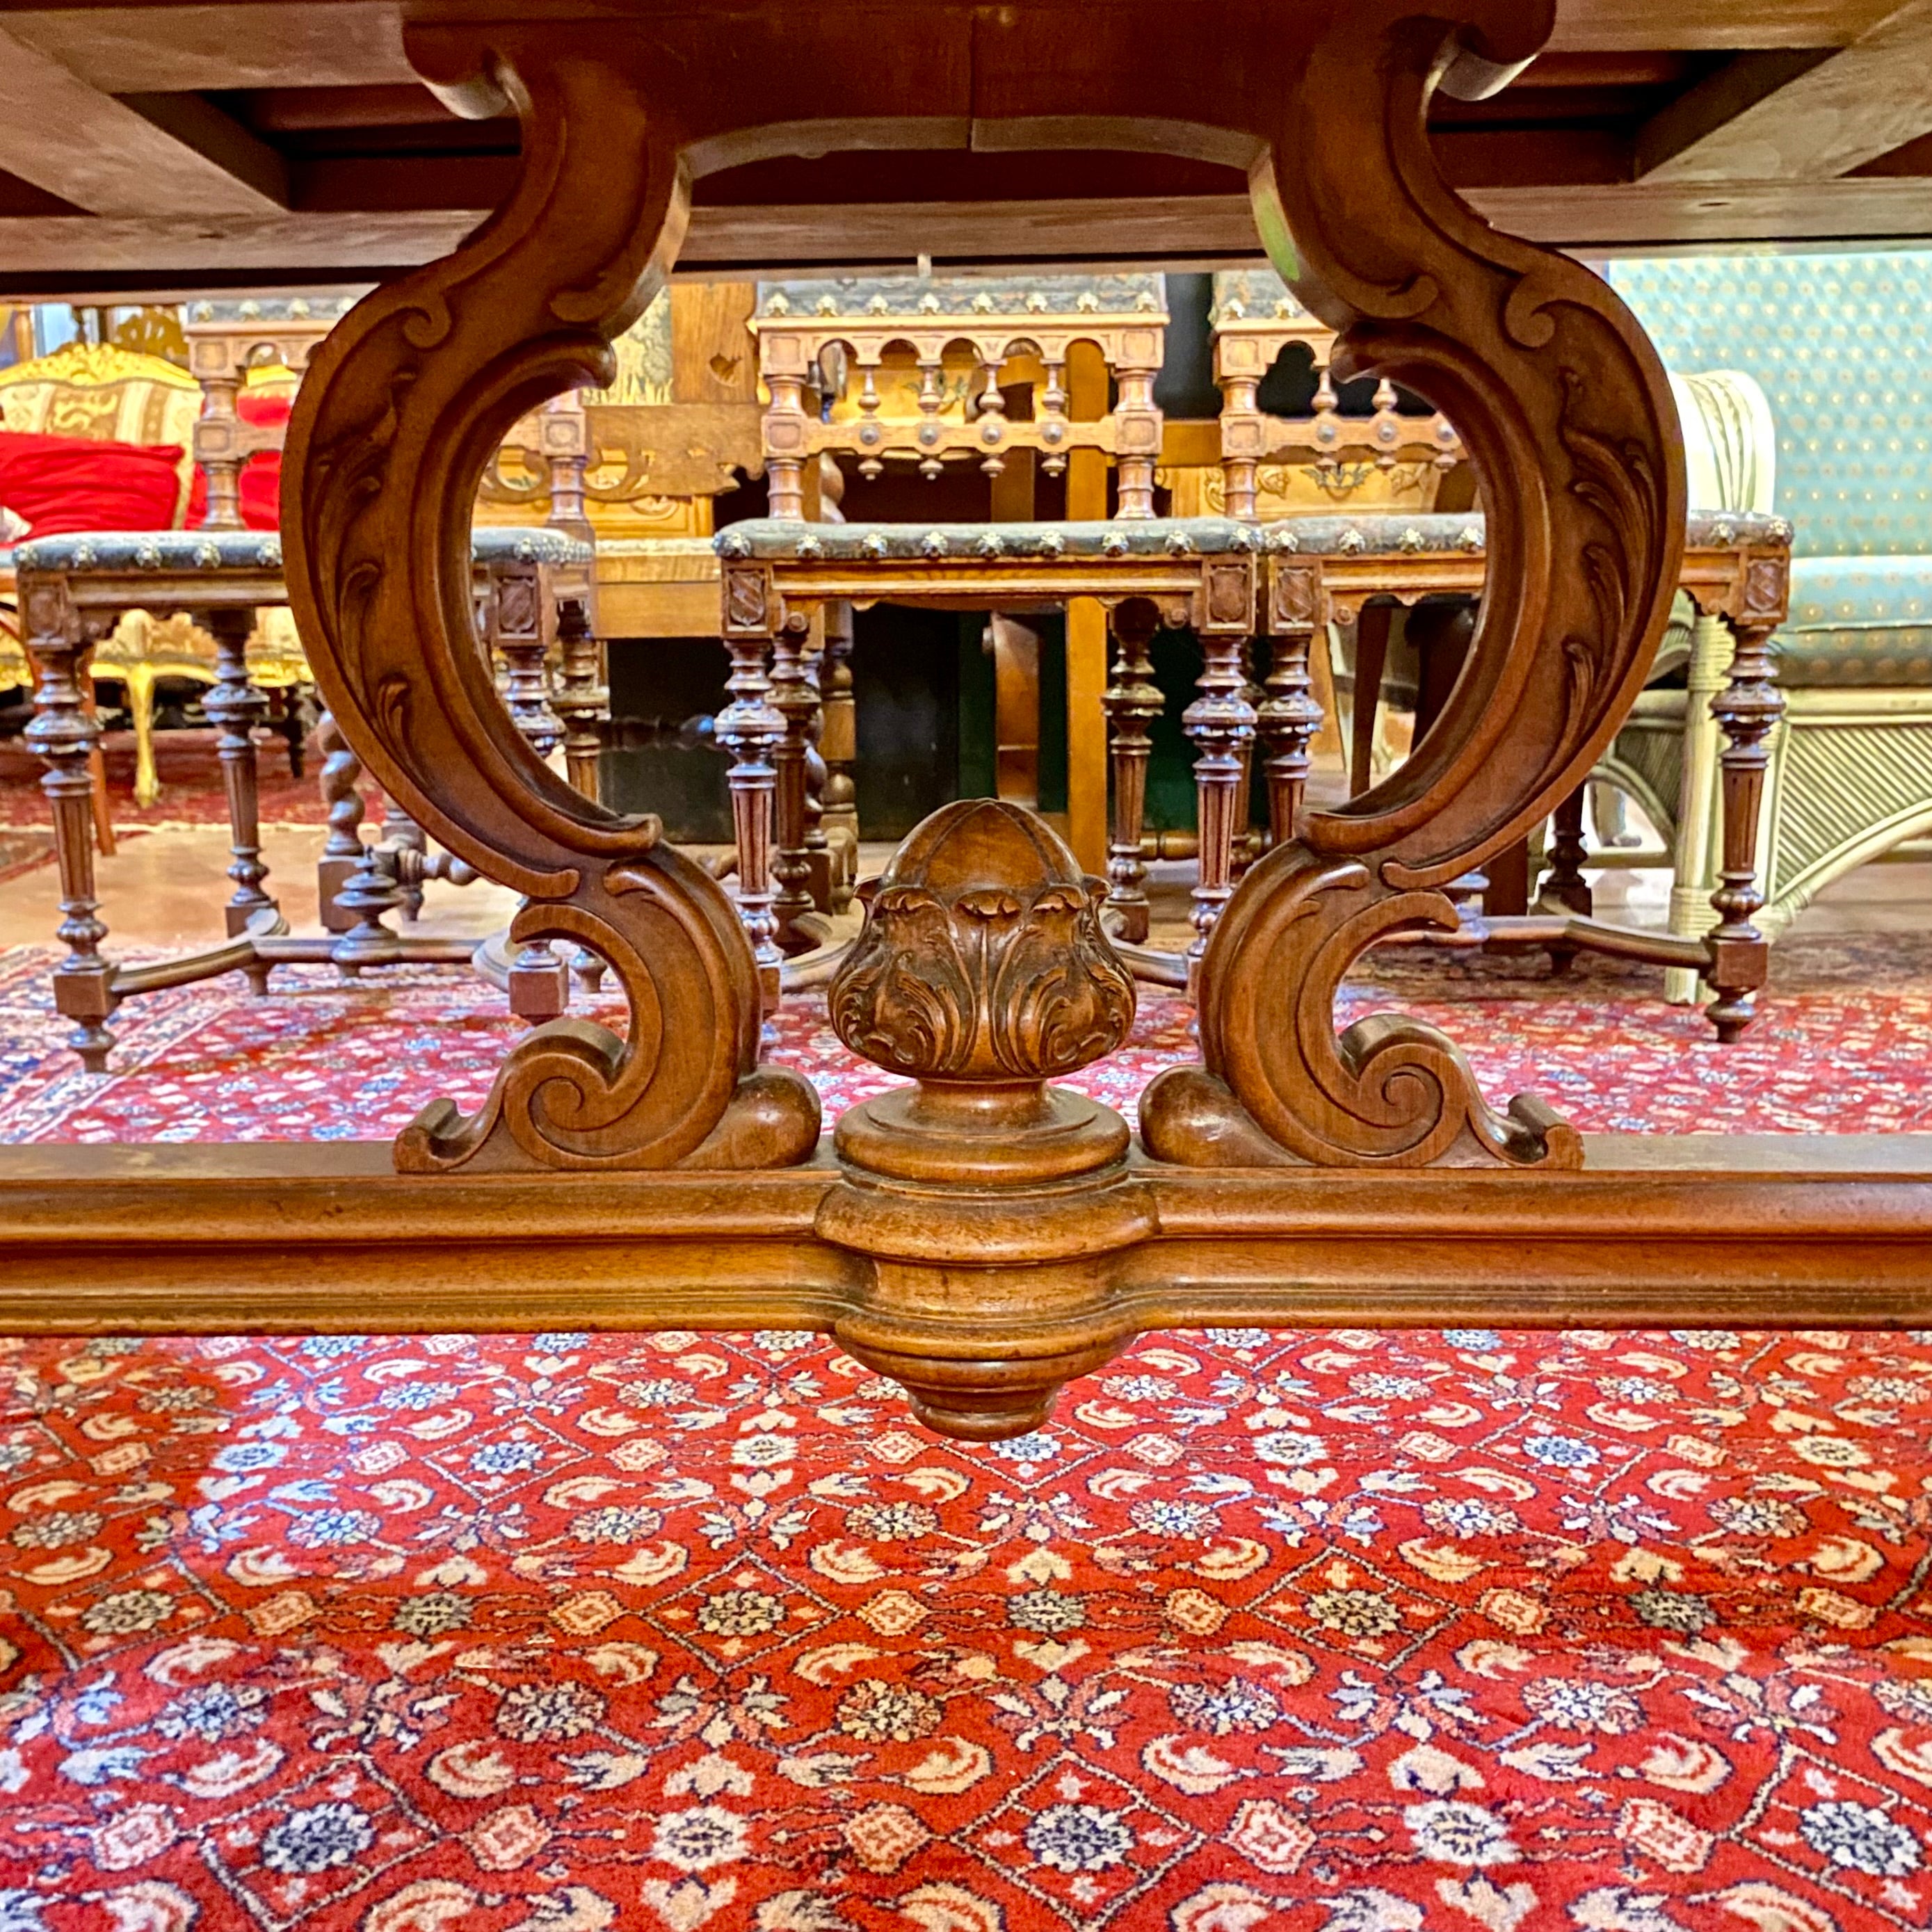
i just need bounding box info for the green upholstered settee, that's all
[1606,252,1932,969]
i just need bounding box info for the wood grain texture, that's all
[22,184,1932,296]
[0,24,287,216]
[0,1138,1929,1335]
[1638,3,1932,184]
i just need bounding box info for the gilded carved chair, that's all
[0,339,237,812]
[1606,252,1932,967]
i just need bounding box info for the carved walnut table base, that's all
[4,0,1929,1440]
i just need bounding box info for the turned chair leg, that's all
[1705,619,1785,1043]
[1257,611,1321,848]
[1102,597,1161,946]
[202,609,277,944]
[1185,628,1257,989]
[494,597,570,1021]
[1540,784,1592,975]
[770,611,818,953]
[717,628,784,1008]
[1346,602,1392,798]
[87,739,115,859]
[315,709,367,933]
[124,661,161,812]
[819,604,859,912]
[1664,606,1730,1007]
[27,615,115,1070]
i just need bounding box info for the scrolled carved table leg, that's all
[1143,8,1684,1170]
[818,799,1148,1438]
[1705,618,1785,1043]
[202,607,277,949]
[25,585,115,1071]
[281,45,816,1175]
[1102,597,1161,946]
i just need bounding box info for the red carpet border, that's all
[1,942,1931,1924]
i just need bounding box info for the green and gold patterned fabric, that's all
[1613,253,1932,690]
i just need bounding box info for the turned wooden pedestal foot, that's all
[822,799,1141,1437]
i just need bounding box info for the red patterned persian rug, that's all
[1,1326,1931,1931]
[1,939,1931,1928]
[0,933,1930,1145]
[0,729,340,830]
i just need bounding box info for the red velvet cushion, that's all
[184,389,289,532]
[0,428,186,538]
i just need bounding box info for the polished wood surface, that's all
[1,1138,1930,1440]
[3,0,1925,1442]
[1,2,1930,290]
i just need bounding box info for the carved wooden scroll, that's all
[280,38,816,1174]
[283,0,1678,1199]
[1143,6,1684,1170]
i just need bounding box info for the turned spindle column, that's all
[718,629,784,1003]
[24,584,115,1070]
[201,607,276,942]
[1102,598,1162,945]
[193,368,245,533]
[491,569,570,1021]
[1184,629,1258,981]
[1542,787,1592,917]
[1259,557,1325,846]
[1705,619,1785,1043]
[315,709,368,933]
[769,609,819,951]
[553,597,608,804]
[552,597,611,993]
[819,604,859,911]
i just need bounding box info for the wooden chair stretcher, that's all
[1,0,1924,1442]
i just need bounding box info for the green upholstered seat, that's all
[1782,556,1932,687]
[1616,254,1932,692]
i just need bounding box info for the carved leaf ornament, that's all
[281,0,1679,1176]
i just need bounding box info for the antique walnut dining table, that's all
[1,0,1929,1442]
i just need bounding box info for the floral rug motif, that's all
[1,940,1931,1926]
[1,934,1931,1145]
[0,1325,1931,1930]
